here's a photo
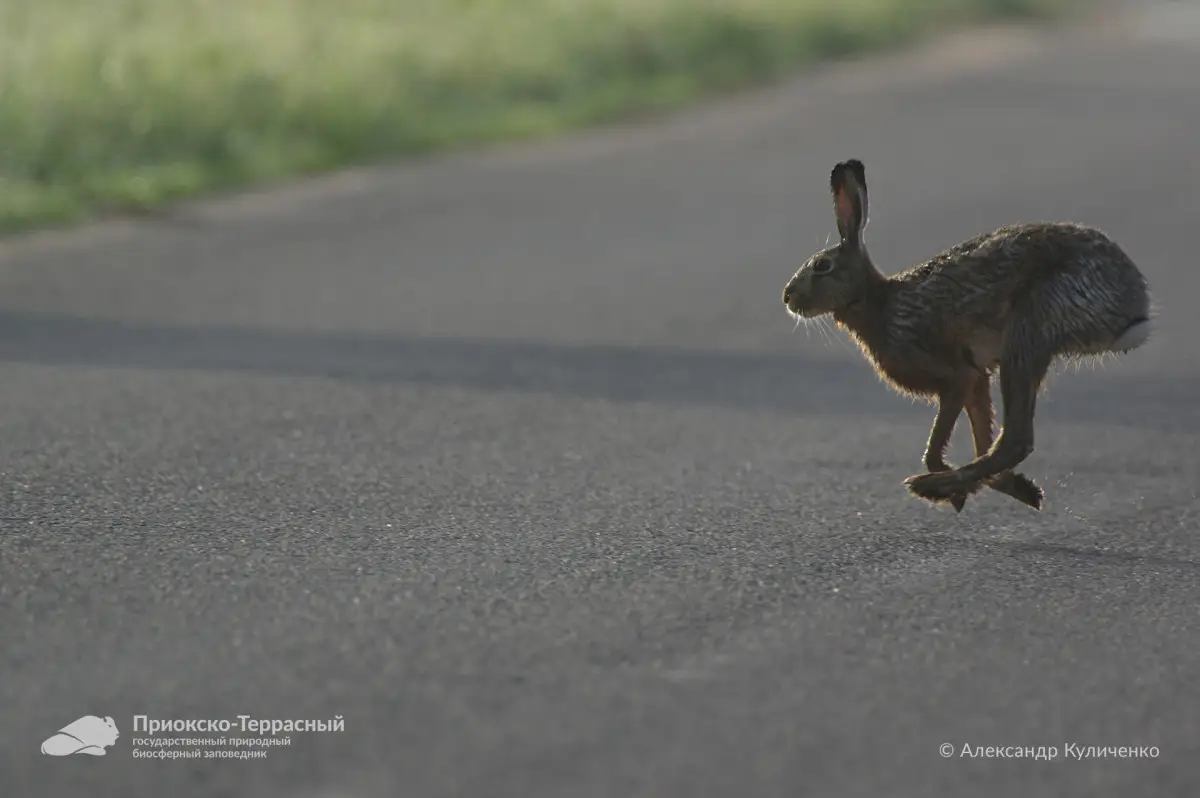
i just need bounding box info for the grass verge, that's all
[1,0,1075,234]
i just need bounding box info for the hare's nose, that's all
[782,285,794,305]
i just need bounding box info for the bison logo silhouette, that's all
[41,715,120,756]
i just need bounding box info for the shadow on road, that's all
[923,533,1200,572]
[0,311,1192,430]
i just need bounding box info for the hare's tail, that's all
[1042,256,1153,358]
[1108,316,1154,353]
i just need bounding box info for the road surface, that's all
[2,4,1199,796]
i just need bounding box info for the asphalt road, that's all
[3,5,1200,797]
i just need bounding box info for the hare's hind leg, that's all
[964,372,1043,509]
[907,328,1052,506]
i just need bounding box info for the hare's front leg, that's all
[907,386,970,512]
[907,345,1051,507]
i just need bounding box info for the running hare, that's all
[782,160,1153,511]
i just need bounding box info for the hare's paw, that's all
[904,471,983,505]
[1007,472,1044,509]
[986,471,1044,510]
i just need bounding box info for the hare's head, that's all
[783,159,878,318]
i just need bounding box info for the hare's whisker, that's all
[817,317,834,348]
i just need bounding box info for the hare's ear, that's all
[830,160,868,247]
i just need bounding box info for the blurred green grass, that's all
[0,0,1071,233]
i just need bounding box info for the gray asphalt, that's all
[3,5,1200,797]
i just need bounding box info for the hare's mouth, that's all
[786,301,819,319]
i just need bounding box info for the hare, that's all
[782,160,1153,511]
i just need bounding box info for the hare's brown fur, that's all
[782,160,1152,511]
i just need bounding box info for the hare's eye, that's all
[812,258,834,275]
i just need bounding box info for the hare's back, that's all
[889,224,1050,329]
[896,221,1151,359]
[906,221,1142,296]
